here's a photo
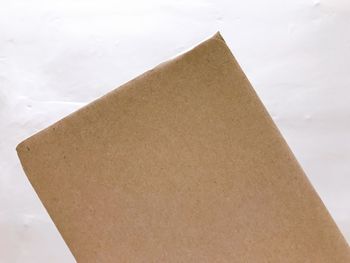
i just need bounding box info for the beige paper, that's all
[17,32,349,262]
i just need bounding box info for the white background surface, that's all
[1,0,349,262]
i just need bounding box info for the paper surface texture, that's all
[17,33,350,262]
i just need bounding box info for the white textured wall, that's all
[0,0,349,262]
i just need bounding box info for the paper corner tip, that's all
[213,31,225,41]
[16,140,28,154]
[16,141,24,153]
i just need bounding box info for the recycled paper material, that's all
[17,33,349,262]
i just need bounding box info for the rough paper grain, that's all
[17,33,350,262]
